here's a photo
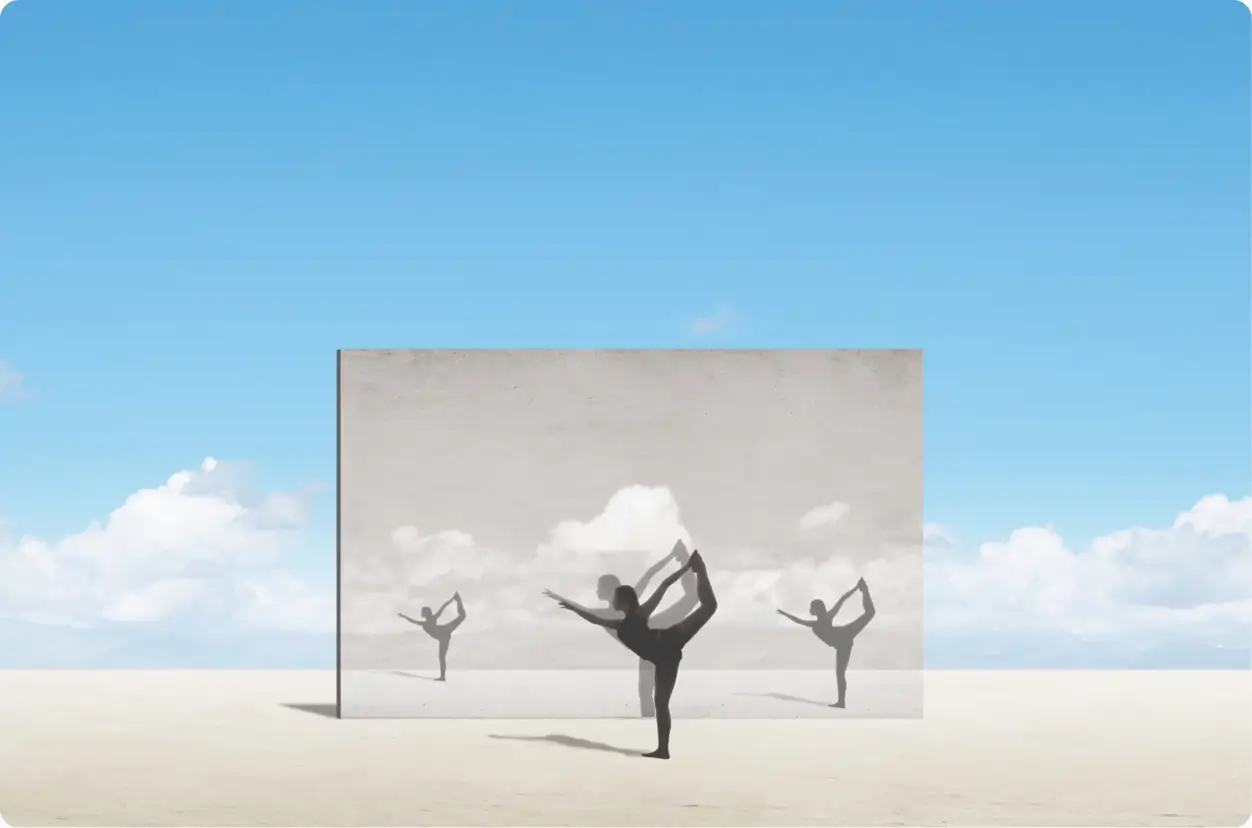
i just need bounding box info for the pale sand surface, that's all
[0,670,1248,826]
[340,669,922,718]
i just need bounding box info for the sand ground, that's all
[0,670,1248,826]
[340,668,922,718]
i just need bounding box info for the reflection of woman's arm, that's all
[777,609,815,628]
[824,583,861,621]
[634,540,686,594]
[543,590,587,613]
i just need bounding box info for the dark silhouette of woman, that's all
[777,578,875,708]
[544,550,718,760]
[547,539,699,717]
[398,591,466,681]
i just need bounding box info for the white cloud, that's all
[542,485,691,559]
[689,305,733,336]
[797,500,849,534]
[925,495,1252,646]
[341,486,697,636]
[0,360,28,403]
[0,458,331,633]
[923,522,956,547]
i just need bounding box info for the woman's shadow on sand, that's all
[488,733,640,756]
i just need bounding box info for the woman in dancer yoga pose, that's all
[398,591,466,681]
[544,539,699,718]
[777,578,875,708]
[543,550,718,760]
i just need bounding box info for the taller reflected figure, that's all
[778,578,876,708]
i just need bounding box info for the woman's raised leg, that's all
[670,552,718,648]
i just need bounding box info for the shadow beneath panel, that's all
[281,703,339,719]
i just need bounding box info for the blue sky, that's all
[0,0,1248,668]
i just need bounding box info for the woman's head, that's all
[612,584,640,613]
[809,599,826,617]
[420,606,434,620]
[596,574,621,601]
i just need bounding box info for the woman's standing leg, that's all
[645,660,679,759]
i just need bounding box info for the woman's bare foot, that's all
[829,701,845,708]
[689,550,706,575]
[642,748,670,760]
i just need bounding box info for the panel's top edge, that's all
[336,347,925,355]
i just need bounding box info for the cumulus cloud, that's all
[0,458,332,634]
[925,494,1252,648]
[689,305,734,336]
[542,485,691,558]
[0,360,28,403]
[341,485,697,636]
[341,482,921,647]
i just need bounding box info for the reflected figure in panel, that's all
[777,578,876,708]
[544,550,719,760]
[398,591,466,682]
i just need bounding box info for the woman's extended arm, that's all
[543,590,622,628]
[565,602,622,629]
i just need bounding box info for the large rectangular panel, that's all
[337,349,923,718]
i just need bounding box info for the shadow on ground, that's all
[281,703,339,719]
[736,691,833,708]
[391,671,443,682]
[489,733,640,756]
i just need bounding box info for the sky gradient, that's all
[0,0,1248,668]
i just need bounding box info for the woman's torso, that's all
[617,614,682,664]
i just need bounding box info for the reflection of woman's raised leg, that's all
[670,552,718,648]
[838,579,876,638]
[645,660,679,759]
[832,644,852,707]
[437,636,451,681]
[435,593,467,681]
[830,580,874,707]
[637,659,656,718]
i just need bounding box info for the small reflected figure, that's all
[777,578,876,708]
[399,591,466,682]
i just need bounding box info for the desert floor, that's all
[0,670,1248,826]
